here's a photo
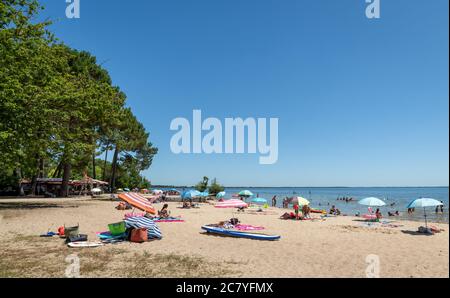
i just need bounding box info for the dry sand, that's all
[0,197,448,278]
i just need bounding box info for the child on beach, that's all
[302,205,311,219]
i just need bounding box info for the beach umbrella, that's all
[291,196,310,206]
[238,190,254,197]
[216,191,226,198]
[118,193,157,215]
[407,198,443,228]
[199,191,209,197]
[358,197,386,207]
[91,188,102,193]
[124,188,130,192]
[181,190,201,200]
[152,189,163,195]
[215,199,248,208]
[251,197,268,205]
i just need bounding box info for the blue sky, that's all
[39,0,448,187]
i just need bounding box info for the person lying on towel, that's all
[280,212,304,220]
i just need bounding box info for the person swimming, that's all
[388,211,400,217]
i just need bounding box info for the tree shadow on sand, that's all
[0,202,79,210]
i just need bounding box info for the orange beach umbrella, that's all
[118,192,156,215]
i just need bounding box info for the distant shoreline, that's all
[152,185,449,189]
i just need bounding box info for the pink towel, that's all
[234,224,265,231]
[124,212,146,219]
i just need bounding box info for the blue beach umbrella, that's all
[239,190,254,197]
[407,198,443,228]
[199,191,209,197]
[216,191,226,199]
[251,197,268,205]
[181,190,201,200]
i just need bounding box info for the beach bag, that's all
[230,218,239,225]
[125,217,163,240]
[64,224,79,238]
[130,228,148,243]
[418,226,433,235]
[66,234,88,243]
[108,221,126,236]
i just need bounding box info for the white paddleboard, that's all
[68,241,104,248]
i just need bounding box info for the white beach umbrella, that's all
[358,197,386,207]
[291,196,310,206]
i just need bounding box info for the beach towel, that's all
[97,231,127,240]
[153,217,184,223]
[124,216,162,239]
[124,212,146,219]
[234,224,265,231]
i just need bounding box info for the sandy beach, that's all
[0,197,448,278]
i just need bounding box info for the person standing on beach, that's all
[294,204,300,220]
[272,195,277,207]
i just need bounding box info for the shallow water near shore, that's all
[220,187,449,223]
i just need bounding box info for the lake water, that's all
[221,187,449,223]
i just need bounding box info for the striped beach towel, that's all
[118,192,156,215]
[125,216,162,239]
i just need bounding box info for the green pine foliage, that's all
[0,1,158,195]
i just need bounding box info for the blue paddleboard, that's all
[201,225,280,241]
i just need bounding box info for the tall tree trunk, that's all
[60,162,72,197]
[60,118,74,197]
[53,160,63,178]
[103,147,109,181]
[15,168,25,196]
[31,155,39,195]
[31,175,38,196]
[92,151,96,179]
[110,145,119,193]
[39,158,44,178]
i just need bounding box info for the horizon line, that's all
[151,185,449,189]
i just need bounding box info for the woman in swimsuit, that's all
[159,204,170,218]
